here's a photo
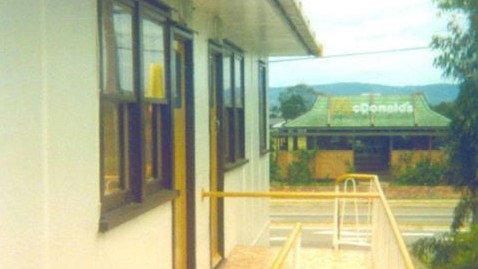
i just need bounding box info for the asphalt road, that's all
[270,199,457,247]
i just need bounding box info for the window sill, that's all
[224,158,249,172]
[99,189,178,233]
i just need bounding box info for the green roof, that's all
[284,93,450,129]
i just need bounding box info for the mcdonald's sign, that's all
[329,98,353,116]
[328,98,414,116]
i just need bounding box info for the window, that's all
[222,45,245,167]
[392,136,430,150]
[308,136,353,150]
[431,136,446,150]
[258,61,268,154]
[99,0,176,230]
[292,136,299,151]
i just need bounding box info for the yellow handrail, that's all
[335,174,414,269]
[271,222,302,269]
[201,190,379,200]
[335,173,377,183]
[372,177,415,269]
[201,173,415,269]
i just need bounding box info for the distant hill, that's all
[269,83,459,108]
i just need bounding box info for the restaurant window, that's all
[223,44,245,167]
[306,136,315,150]
[431,136,446,150]
[99,0,175,230]
[258,61,268,154]
[292,136,299,151]
[393,135,430,150]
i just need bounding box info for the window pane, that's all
[102,102,125,195]
[173,48,183,108]
[209,54,217,108]
[258,63,267,152]
[143,105,157,182]
[102,2,134,93]
[144,105,154,182]
[114,4,134,93]
[236,108,245,158]
[142,17,166,99]
[234,57,243,107]
[223,107,232,161]
[144,105,163,184]
[223,55,233,107]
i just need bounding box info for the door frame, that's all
[208,41,225,268]
[170,25,195,269]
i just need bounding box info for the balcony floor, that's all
[221,246,372,269]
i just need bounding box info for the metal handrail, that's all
[333,176,373,249]
[271,222,302,269]
[371,176,415,269]
[201,190,379,200]
[201,173,415,269]
[335,173,377,183]
[333,174,414,269]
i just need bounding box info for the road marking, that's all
[272,227,443,237]
[270,237,287,242]
[312,230,371,236]
[401,232,436,237]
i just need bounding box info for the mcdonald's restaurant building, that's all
[273,93,450,180]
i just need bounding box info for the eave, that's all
[193,0,323,57]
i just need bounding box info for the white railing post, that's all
[293,232,301,269]
[333,183,339,250]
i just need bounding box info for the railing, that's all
[334,174,414,269]
[371,176,415,269]
[270,222,302,269]
[201,173,415,269]
[333,174,374,249]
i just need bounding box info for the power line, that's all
[269,46,430,63]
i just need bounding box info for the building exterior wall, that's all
[192,7,270,266]
[1,1,269,268]
[277,150,353,180]
[275,136,447,181]
[391,150,446,172]
[1,1,50,267]
[314,151,354,179]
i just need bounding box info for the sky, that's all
[269,0,455,87]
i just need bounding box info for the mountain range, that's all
[269,83,459,108]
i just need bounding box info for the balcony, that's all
[202,174,414,269]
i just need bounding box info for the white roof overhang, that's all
[193,0,323,57]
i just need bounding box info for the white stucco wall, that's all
[192,6,270,268]
[191,8,212,268]
[222,53,270,256]
[1,1,49,267]
[1,1,269,268]
[1,1,174,268]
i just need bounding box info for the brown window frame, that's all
[222,43,246,169]
[98,0,177,232]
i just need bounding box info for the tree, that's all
[431,100,455,118]
[431,0,478,229]
[279,84,317,120]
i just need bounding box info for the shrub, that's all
[269,138,285,184]
[270,154,284,184]
[286,150,316,185]
[412,225,478,269]
[391,153,448,186]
